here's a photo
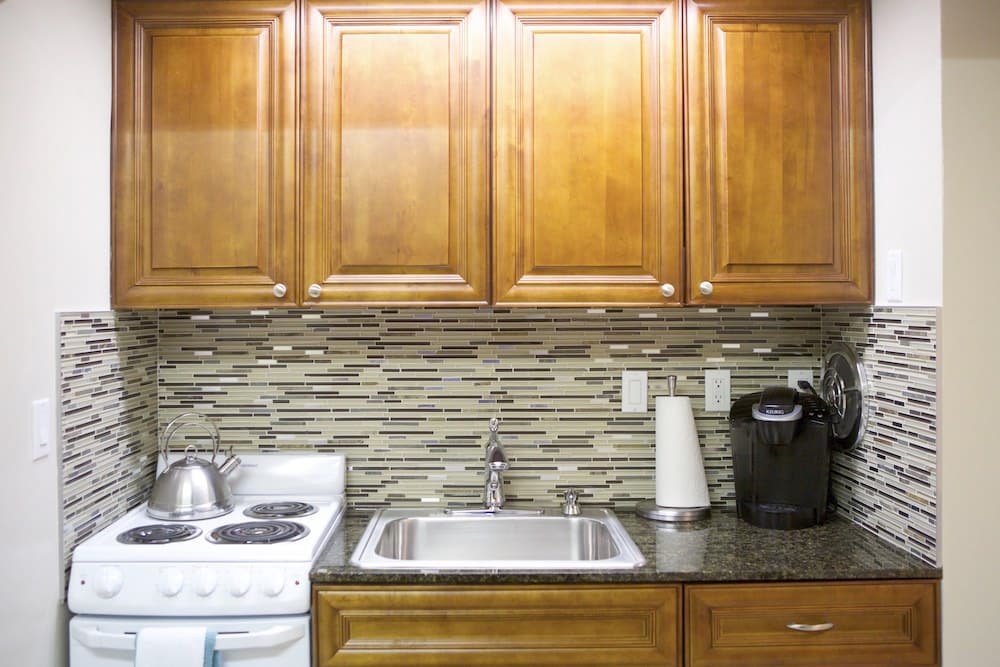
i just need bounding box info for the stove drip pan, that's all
[117,524,202,544]
[208,520,310,544]
[244,501,317,519]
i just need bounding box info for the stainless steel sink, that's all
[350,508,646,570]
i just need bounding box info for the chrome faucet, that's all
[483,418,509,511]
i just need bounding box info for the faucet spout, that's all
[483,418,508,510]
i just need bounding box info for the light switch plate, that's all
[621,370,648,413]
[32,398,50,461]
[886,249,903,302]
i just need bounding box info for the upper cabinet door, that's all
[112,0,297,309]
[686,0,873,305]
[493,0,684,306]
[302,0,489,305]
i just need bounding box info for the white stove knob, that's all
[258,568,285,597]
[158,567,184,597]
[94,566,124,599]
[229,569,251,597]
[194,568,217,597]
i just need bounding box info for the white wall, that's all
[940,1,1000,664]
[0,0,973,664]
[871,0,944,306]
[0,0,111,664]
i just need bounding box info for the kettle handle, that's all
[161,412,221,465]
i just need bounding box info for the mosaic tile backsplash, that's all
[156,307,822,509]
[824,307,938,564]
[58,311,158,585]
[58,305,939,572]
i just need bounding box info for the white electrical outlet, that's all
[32,398,50,461]
[704,369,731,412]
[621,370,648,413]
[787,369,814,390]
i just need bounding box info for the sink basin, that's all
[350,508,646,570]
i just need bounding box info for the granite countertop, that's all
[311,508,941,585]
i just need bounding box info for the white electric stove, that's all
[68,453,345,667]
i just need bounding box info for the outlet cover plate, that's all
[787,369,814,390]
[704,369,731,412]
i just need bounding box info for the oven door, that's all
[69,614,310,667]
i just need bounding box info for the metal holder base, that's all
[635,500,711,523]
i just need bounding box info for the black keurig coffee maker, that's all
[729,386,833,530]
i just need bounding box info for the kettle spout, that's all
[218,454,241,477]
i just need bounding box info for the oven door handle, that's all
[71,622,305,651]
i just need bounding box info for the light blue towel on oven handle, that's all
[203,630,221,667]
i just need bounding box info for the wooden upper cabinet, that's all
[686,0,873,304]
[112,0,297,308]
[301,0,489,305]
[493,0,684,306]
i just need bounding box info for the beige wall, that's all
[0,0,111,664]
[941,0,1000,664]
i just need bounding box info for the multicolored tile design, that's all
[823,307,938,565]
[157,307,824,509]
[58,311,158,583]
[56,305,939,573]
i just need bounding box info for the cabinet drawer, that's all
[686,581,939,666]
[314,585,681,666]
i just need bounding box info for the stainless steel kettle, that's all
[147,412,241,521]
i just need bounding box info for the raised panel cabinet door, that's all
[112,0,297,308]
[494,0,684,306]
[686,0,873,304]
[314,585,682,666]
[685,581,940,666]
[302,0,489,305]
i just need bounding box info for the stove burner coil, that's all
[117,524,202,545]
[207,520,309,544]
[243,501,317,519]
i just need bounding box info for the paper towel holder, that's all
[636,375,711,523]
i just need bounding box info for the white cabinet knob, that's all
[660,283,675,298]
[94,566,124,599]
[272,283,287,298]
[157,567,184,597]
[307,283,322,299]
[194,568,217,597]
[699,281,714,296]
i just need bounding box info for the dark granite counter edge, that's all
[311,510,942,585]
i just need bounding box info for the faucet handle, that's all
[489,417,500,433]
[562,488,581,516]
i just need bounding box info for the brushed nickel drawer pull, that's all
[787,622,835,633]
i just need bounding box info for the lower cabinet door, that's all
[685,580,939,666]
[313,585,681,666]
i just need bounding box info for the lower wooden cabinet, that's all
[313,585,681,666]
[686,581,939,667]
[313,581,939,667]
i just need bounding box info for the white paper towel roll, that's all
[655,396,710,508]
